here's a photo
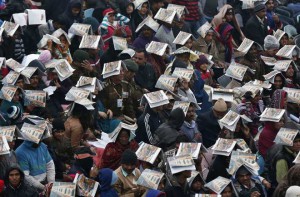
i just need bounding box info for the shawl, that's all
[270,89,287,109]
[216,22,234,63]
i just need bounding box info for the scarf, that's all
[270,89,287,109]
[216,22,234,63]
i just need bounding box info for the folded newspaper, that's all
[274,128,299,146]
[204,176,232,194]
[219,110,252,132]
[167,154,196,174]
[260,55,277,66]
[102,60,122,79]
[1,21,20,37]
[26,9,47,25]
[197,22,212,38]
[172,101,190,116]
[144,90,169,108]
[68,23,91,37]
[109,122,137,142]
[0,85,18,102]
[137,169,165,190]
[37,34,61,49]
[167,4,188,18]
[136,142,161,164]
[155,74,178,92]
[237,38,254,55]
[154,8,177,24]
[225,62,253,81]
[20,122,46,144]
[211,88,234,102]
[74,97,95,110]
[112,36,128,51]
[263,70,282,83]
[79,34,101,49]
[0,125,17,142]
[65,86,90,101]
[6,58,26,72]
[273,60,292,72]
[276,45,296,59]
[172,67,194,82]
[176,143,207,159]
[54,59,75,81]
[173,31,192,45]
[283,87,300,104]
[146,41,168,56]
[52,28,71,45]
[260,108,285,122]
[274,29,286,41]
[73,173,99,197]
[24,90,47,107]
[212,138,237,156]
[0,136,10,155]
[135,16,160,33]
[12,13,28,26]
[236,139,251,153]
[50,182,76,197]
[76,76,103,92]
[22,115,52,140]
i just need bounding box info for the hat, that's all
[38,50,52,64]
[83,17,100,33]
[236,166,251,176]
[121,149,138,165]
[197,55,209,65]
[52,118,65,132]
[254,2,266,13]
[73,49,90,63]
[102,8,115,16]
[123,59,138,72]
[74,146,96,159]
[285,186,300,197]
[264,35,280,50]
[7,106,21,120]
[213,98,227,112]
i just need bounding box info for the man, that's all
[15,140,55,192]
[114,150,145,196]
[196,98,227,148]
[0,135,18,180]
[133,49,157,92]
[154,108,185,151]
[149,0,164,17]
[181,103,202,142]
[245,2,269,46]
[38,15,67,37]
[3,166,39,197]
[165,170,192,197]
[265,0,282,31]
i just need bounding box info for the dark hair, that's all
[244,91,253,100]
[272,73,286,91]
[134,49,148,57]
[86,0,97,8]
[71,103,94,132]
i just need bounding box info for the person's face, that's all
[8,141,15,150]
[184,38,193,49]
[165,99,175,110]
[290,138,300,152]
[222,186,233,197]
[108,13,115,23]
[199,63,208,71]
[182,170,192,178]
[248,45,258,56]
[16,79,24,89]
[274,75,283,89]
[274,118,285,130]
[192,180,203,192]
[142,27,153,38]
[111,68,124,84]
[205,32,214,43]
[122,163,135,174]
[286,65,294,78]
[139,3,148,15]
[253,93,262,104]
[124,70,135,81]
[213,109,227,119]
[280,35,289,46]
[126,4,134,14]
[133,52,147,66]
[158,179,165,191]
[267,48,278,57]
[12,91,20,102]
[185,106,196,122]
[152,1,164,11]
[256,8,266,19]
[118,130,130,145]
[30,75,39,88]
[9,169,21,187]
[71,7,81,16]
[225,13,233,22]
[237,173,251,187]
[266,0,274,11]
[53,130,64,140]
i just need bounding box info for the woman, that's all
[216,22,234,63]
[101,128,138,170]
[131,1,150,38]
[283,64,300,88]
[64,103,95,151]
[194,55,214,86]
[47,34,72,63]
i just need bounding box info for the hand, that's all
[262,179,271,189]
[251,191,261,197]
[47,40,53,50]
[99,111,108,119]
[107,109,113,119]
[54,80,61,88]
[89,166,99,179]
[81,60,93,71]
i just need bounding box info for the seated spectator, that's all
[98,168,119,197]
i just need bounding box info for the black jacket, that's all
[41,0,70,20]
[244,15,269,46]
[0,0,29,21]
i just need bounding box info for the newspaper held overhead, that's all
[136,142,161,164]
[24,90,47,107]
[73,173,99,197]
[65,86,90,101]
[260,55,277,66]
[172,101,190,116]
[20,122,46,144]
[102,60,122,79]
[225,62,252,81]
[173,31,192,45]
[20,66,38,79]
[137,169,165,190]
[146,41,168,56]
[167,154,196,174]
[237,38,254,54]
[172,67,194,82]
[52,28,71,45]
[263,70,282,83]
[0,136,10,155]
[144,90,169,108]
[12,13,28,26]
[50,182,76,197]
[274,128,299,146]
[218,110,241,132]
[6,58,26,73]
[211,138,237,156]
[154,8,177,24]
[0,85,18,102]
[74,98,95,110]
[197,22,213,38]
[274,29,286,41]
[211,88,234,102]
[236,138,251,153]
[109,122,137,142]
[167,4,188,18]
[155,74,178,92]
[37,34,62,49]
[68,23,91,37]
[0,125,16,142]
[204,176,232,194]
[79,34,101,49]
[112,36,128,51]
[260,108,285,122]
[250,79,272,89]
[135,16,160,33]
[1,21,20,37]
[276,45,296,59]
[54,60,75,81]
[76,76,103,92]
[176,143,205,159]
[273,60,292,72]
[283,87,300,104]
[26,9,46,25]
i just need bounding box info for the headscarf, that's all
[98,168,118,197]
[270,89,287,109]
[216,22,234,63]
[212,4,233,28]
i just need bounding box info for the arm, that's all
[115,13,130,25]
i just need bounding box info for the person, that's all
[270,89,287,109]
[131,1,150,37]
[0,136,18,180]
[38,16,66,37]
[245,2,269,46]
[194,55,214,86]
[101,125,139,170]
[265,0,282,31]
[59,0,83,30]
[41,0,69,20]
[15,141,55,192]
[154,108,185,151]
[187,173,207,195]
[98,168,119,197]
[0,0,29,21]
[3,166,39,197]
[114,149,145,196]
[165,170,191,197]
[215,22,234,63]
[133,22,160,50]
[197,98,228,148]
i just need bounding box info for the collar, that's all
[121,167,136,177]
[256,15,265,24]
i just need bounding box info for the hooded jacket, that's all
[99,168,118,197]
[154,108,185,151]
[0,0,29,21]
[3,166,39,197]
[60,0,83,29]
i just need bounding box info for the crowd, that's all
[0,0,300,196]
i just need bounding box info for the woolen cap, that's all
[254,2,266,13]
[123,59,138,72]
[213,98,227,112]
[121,149,138,165]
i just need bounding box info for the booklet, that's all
[172,67,194,82]
[50,182,76,197]
[146,41,168,56]
[283,87,300,104]
[76,76,103,92]
[211,88,234,102]
[173,31,192,45]
[112,36,128,51]
[0,125,16,142]
[137,169,165,190]
[0,85,18,102]
[167,154,196,174]
[135,16,160,33]
[79,34,101,49]
[237,38,254,55]
[144,90,169,108]
[73,173,99,197]
[176,143,207,159]
[204,176,232,194]
[167,4,188,18]
[212,138,237,156]
[109,122,137,142]
[276,45,296,59]
[65,87,90,101]
[274,29,286,41]
[1,21,20,37]
[136,142,161,164]
[102,60,122,79]
[274,128,299,146]
[24,90,47,107]
[197,22,213,38]
[273,60,292,72]
[6,58,26,72]
[155,74,178,92]
[225,62,252,81]
[20,122,46,144]
[172,101,190,116]
[0,136,10,155]
[260,108,285,122]
[26,9,46,25]
[263,70,282,83]
[260,55,277,66]
[154,8,177,24]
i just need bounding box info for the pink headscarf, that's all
[38,50,52,64]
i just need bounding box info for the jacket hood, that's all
[4,166,25,186]
[168,108,185,130]
[99,168,115,191]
